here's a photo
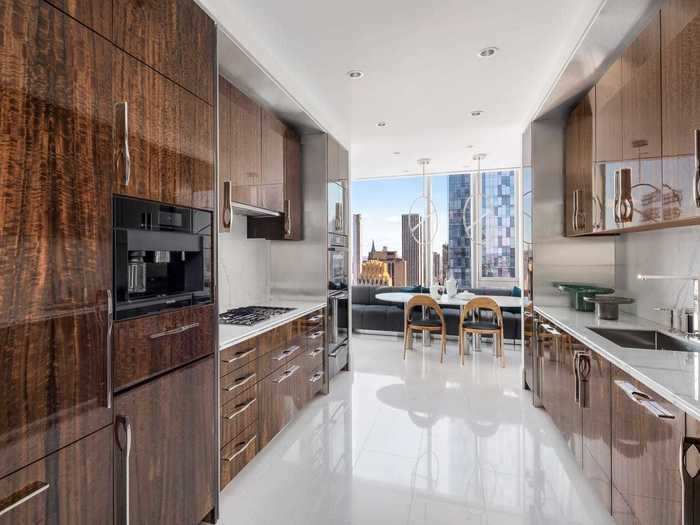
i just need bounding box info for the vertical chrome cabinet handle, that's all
[106,289,113,409]
[694,129,700,208]
[222,181,231,229]
[115,415,132,525]
[115,102,131,187]
[681,436,700,524]
[572,189,579,232]
[284,199,292,238]
[0,481,50,518]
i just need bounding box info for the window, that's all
[480,170,516,280]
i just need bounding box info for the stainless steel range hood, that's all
[231,201,281,218]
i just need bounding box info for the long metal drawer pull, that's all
[273,365,300,384]
[222,348,256,364]
[273,344,300,361]
[309,371,324,383]
[309,330,325,340]
[106,289,113,409]
[307,315,323,323]
[309,346,324,358]
[224,398,256,420]
[0,481,50,518]
[540,323,561,336]
[223,373,256,392]
[695,129,700,208]
[149,322,199,340]
[115,101,131,186]
[115,415,132,525]
[615,380,675,419]
[223,435,257,463]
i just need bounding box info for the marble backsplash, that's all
[615,224,700,324]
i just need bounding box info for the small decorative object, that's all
[430,284,440,300]
[583,296,634,320]
[446,272,457,298]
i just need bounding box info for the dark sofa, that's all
[352,285,522,341]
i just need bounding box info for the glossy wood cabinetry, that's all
[113,304,215,391]
[219,75,304,239]
[611,367,684,525]
[0,0,113,479]
[565,90,595,236]
[0,426,113,525]
[596,59,623,163]
[44,0,112,38]
[113,50,215,208]
[114,357,215,525]
[219,308,326,490]
[661,0,700,223]
[581,350,612,512]
[113,0,216,105]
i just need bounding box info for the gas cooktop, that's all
[219,306,295,326]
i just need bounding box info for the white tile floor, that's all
[218,334,615,525]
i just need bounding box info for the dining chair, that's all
[459,297,505,367]
[403,295,447,363]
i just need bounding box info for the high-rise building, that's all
[441,243,449,284]
[368,243,407,287]
[480,171,517,278]
[401,213,420,285]
[448,174,472,288]
[352,214,362,284]
[432,252,441,283]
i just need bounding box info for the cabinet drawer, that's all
[257,336,304,380]
[0,426,112,525]
[301,310,325,334]
[113,304,215,390]
[220,423,257,489]
[221,360,257,406]
[257,324,292,356]
[221,384,258,448]
[220,337,259,377]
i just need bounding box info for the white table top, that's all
[375,291,524,309]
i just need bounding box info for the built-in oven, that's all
[113,196,212,320]
[328,232,349,378]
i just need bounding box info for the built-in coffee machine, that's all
[113,196,212,320]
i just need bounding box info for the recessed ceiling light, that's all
[471,110,483,117]
[478,47,498,58]
[347,70,364,79]
[393,151,400,155]
[377,121,388,127]
[466,145,473,149]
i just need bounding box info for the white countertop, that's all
[219,298,327,350]
[535,304,700,421]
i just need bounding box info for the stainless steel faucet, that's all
[638,274,700,338]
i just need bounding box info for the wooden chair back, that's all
[405,294,445,325]
[459,297,503,329]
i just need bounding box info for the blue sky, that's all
[352,176,451,260]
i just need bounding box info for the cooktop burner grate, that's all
[219,306,295,326]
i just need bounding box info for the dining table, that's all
[374,291,526,352]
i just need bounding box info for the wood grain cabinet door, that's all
[114,357,215,525]
[0,0,113,478]
[112,0,216,105]
[580,351,612,512]
[565,106,580,237]
[260,109,285,211]
[44,0,112,38]
[284,131,303,240]
[661,0,700,222]
[558,334,584,466]
[611,366,684,525]
[229,83,262,207]
[112,49,215,208]
[0,426,113,525]
[596,58,623,163]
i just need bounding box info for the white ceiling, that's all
[200,0,606,178]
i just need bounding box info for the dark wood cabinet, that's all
[0,425,113,525]
[113,304,215,391]
[113,0,216,105]
[44,0,112,38]
[661,0,700,223]
[611,366,684,525]
[114,357,215,525]
[580,350,612,512]
[622,13,662,161]
[259,358,305,448]
[596,58,623,163]
[565,91,594,236]
[260,109,286,211]
[112,50,215,208]
[284,131,303,240]
[0,0,113,478]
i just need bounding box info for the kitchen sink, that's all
[587,327,700,352]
